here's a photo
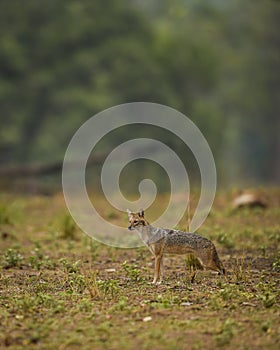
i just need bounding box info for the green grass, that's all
[0,189,279,349]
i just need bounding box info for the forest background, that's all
[0,0,279,192]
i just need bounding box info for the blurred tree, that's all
[0,0,279,186]
[0,0,220,166]
[0,0,162,162]
[215,0,280,184]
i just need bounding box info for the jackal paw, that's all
[151,280,162,285]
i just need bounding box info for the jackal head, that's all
[127,209,148,230]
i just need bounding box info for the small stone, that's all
[143,316,152,322]
[242,302,256,307]
[181,302,193,306]
[15,315,24,320]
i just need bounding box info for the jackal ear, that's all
[126,209,132,216]
[138,209,144,217]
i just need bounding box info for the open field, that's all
[0,189,279,350]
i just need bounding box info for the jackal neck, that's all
[135,223,155,240]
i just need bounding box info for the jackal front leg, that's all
[153,254,162,284]
[159,257,164,283]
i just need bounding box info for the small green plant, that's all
[230,255,251,283]
[37,293,59,308]
[220,286,235,302]
[86,240,100,261]
[97,279,119,298]
[13,293,63,316]
[266,226,280,243]
[67,273,86,294]
[260,321,271,333]
[59,258,87,293]
[113,296,130,311]
[81,264,101,299]
[217,232,234,249]
[185,254,203,270]
[60,214,76,239]
[60,259,102,295]
[14,294,37,315]
[272,253,280,272]
[122,261,143,282]
[151,292,185,308]
[29,247,56,270]
[0,200,23,225]
[215,319,236,346]
[260,245,267,257]
[184,254,203,283]
[0,204,11,224]
[258,292,276,308]
[2,248,23,268]
[60,258,81,274]
[152,293,172,308]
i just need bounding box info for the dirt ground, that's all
[0,189,279,349]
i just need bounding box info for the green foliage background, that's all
[0,0,279,186]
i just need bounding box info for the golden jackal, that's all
[127,209,225,283]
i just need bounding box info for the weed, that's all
[106,245,119,262]
[217,232,234,249]
[185,254,203,271]
[0,201,23,225]
[0,204,11,225]
[1,248,23,268]
[260,244,268,257]
[97,279,119,298]
[29,247,56,270]
[14,294,37,315]
[81,264,101,299]
[209,295,224,311]
[37,293,59,308]
[122,261,143,282]
[59,258,87,293]
[150,292,181,308]
[230,255,251,283]
[60,214,76,239]
[12,293,64,316]
[260,321,271,333]
[258,292,276,308]
[272,253,280,272]
[60,258,81,274]
[136,248,147,261]
[67,273,86,294]
[241,227,254,237]
[215,318,236,346]
[29,255,43,270]
[113,296,130,311]
[77,298,94,312]
[266,226,280,243]
[185,254,203,281]
[86,239,100,261]
[220,286,235,302]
